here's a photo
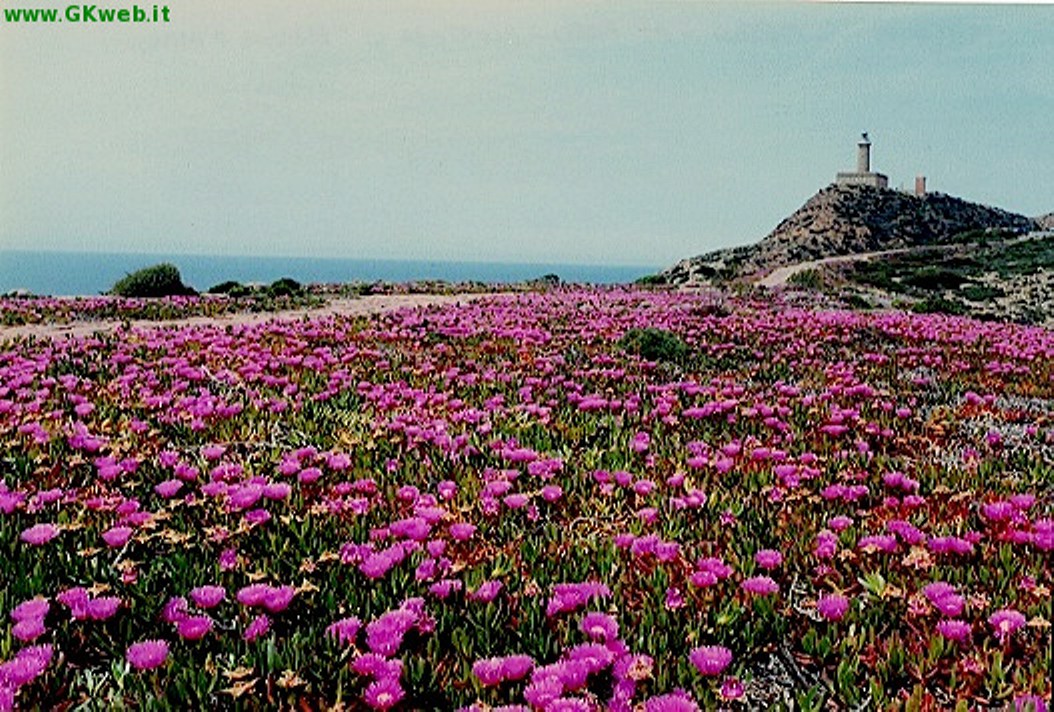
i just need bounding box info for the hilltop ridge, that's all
[661,184,1038,285]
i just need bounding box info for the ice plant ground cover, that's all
[0,289,1051,710]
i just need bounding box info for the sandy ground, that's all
[0,293,495,342]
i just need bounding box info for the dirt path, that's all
[755,230,1052,289]
[0,293,495,342]
[754,249,911,288]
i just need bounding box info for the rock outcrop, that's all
[660,184,1038,285]
[1036,213,1054,230]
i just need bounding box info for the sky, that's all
[1,1,1051,268]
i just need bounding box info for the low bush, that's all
[109,263,195,298]
[267,277,303,298]
[619,327,690,363]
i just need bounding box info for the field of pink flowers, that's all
[0,289,1051,710]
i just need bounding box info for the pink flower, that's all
[936,619,972,643]
[362,676,404,710]
[161,596,189,624]
[102,526,134,548]
[236,583,270,607]
[176,615,213,641]
[580,612,619,642]
[0,644,53,686]
[86,596,121,621]
[189,585,226,609]
[473,657,505,686]
[262,585,296,613]
[923,582,964,618]
[243,614,271,642]
[350,652,403,680]
[326,616,362,645]
[10,597,49,623]
[469,580,503,604]
[816,594,849,622]
[126,639,169,670]
[689,646,733,677]
[741,576,779,596]
[449,522,476,541]
[500,654,534,681]
[989,609,1026,641]
[754,549,783,569]
[12,616,47,642]
[644,691,700,711]
[219,548,239,571]
[154,479,183,498]
[20,523,59,546]
[720,677,744,700]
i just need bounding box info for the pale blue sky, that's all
[1,1,1051,267]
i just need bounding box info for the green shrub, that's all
[635,274,668,287]
[207,280,252,297]
[959,284,1005,302]
[902,267,971,291]
[109,263,195,298]
[267,277,303,298]
[787,268,825,290]
[841,293,872,310]
[619,328,690,363]
[911,296,968,316]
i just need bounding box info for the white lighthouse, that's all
[836,132,889,189]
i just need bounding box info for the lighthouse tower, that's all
[836,132,888,189]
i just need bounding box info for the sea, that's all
[0,251,660,297]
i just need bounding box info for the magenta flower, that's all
[580,612,619,642]
[243,614,271,642]
[989,609,1027,641]
[0,644,53,686]
[189,585,226,609]
[351,653,403,679]
[262,585,296,613]
[101,525,134,548]
[816,594,849,622]
[219,548,239,571]
[754,549,783,569]
[362,676,404,710]
[741,576,779,596]
[161,596,189,624]
[936,619,972,643]
[20,523,59,546]
[469,580,503,604]
[154,479,183,498]
[923,582,965,617]
[86,596,121,621]
[473,657,505,686]
[689,645,733,676]
[720,676,745,701]
[326,616,362,645]
[126,639,169,670]
[176,615,212,641]
[644,691,700,711]
[236,583,270,607]
[546,582,611,617]
[10,597,49,623]
[500,655,534,681]
[12,616,47,642]
[449,522,476,541]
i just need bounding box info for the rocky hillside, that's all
[1037,213,1054,230]
[661,184,1038,285]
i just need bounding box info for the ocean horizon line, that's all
[0,249,661,297]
